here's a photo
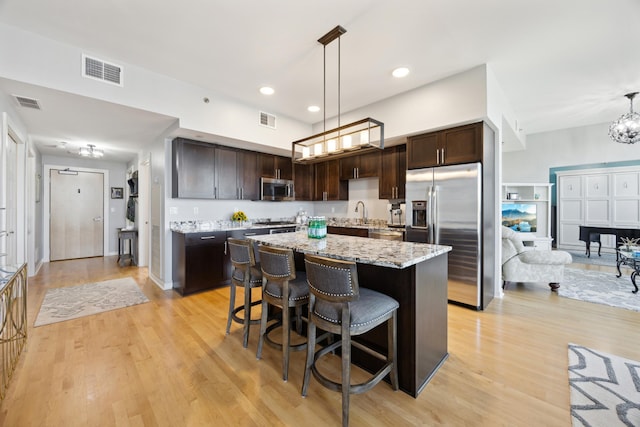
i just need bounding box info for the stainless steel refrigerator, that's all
[405,162,492,309]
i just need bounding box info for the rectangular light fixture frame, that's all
[292,117,384,164]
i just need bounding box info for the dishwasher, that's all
[368,229,404,241]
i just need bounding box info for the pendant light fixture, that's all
[292,25,384,163]
[609,92,640,144]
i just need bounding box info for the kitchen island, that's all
[247,231,451,397]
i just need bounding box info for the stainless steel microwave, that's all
[260,177,294,201]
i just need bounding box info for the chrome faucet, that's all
[355,200,366,224]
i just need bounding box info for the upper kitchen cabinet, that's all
[407,122,483,169]
[315,159,348,201]
[237,150,259,200]
[293,162,313,201]
[172,138,216,198]
[216,148,260,200]
[379,144,406,200]
[258,153,293,180]
[339,150,380,180]
[172,138,258,200]
[215,147,239,200]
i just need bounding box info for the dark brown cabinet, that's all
[173,139,261,200]
[314,159,348,201]
[258,153,292,180]
[293,162,313,201]
[172,231,229,295]
[327,226,368,237]
[379,144,406,199]
[339,151,380,180]
[215,147,239,200]
[172,138,216,198]
[237,151,259,200]
[407,122,483,169]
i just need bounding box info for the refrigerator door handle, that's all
[431,185,438,244]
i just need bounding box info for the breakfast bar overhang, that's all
[247,231,452,397]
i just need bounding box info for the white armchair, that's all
[501,226,572,291]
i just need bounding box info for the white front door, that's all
[50,169,104,261]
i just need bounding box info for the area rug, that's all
[34,277,149,327]
[558,268,640,312]
[567,250,618,267]
[568,343,640,426]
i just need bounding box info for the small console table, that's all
[118,228,138,267]
[616,248,640,293]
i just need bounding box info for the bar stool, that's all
[256,245,309,382]
[302,254,399,427]
[226,238,263,348]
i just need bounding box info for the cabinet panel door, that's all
[614,200,640,224]
[559,176,582,198]
[340,156,358,180]
[585,199,610,224]
[440,123,482,165]
[275,156,293,180]
[238,151,259,200]
[294,163,313,201]
[325,159,348,200]
[215,148,238,200]
[407,132,438,169]
[560,200,583,222]
[585,175,609,197]
[173,139,216,198]
[358,151,380,178]
[258,153,277,178]
[379,145,405,199]
[614,172,639,197]
[314,162,328,201]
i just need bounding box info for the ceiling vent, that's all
[259,111,277,129]
[14,95,41,110]
[82,54,123,86]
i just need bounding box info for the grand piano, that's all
[579,226,640,257]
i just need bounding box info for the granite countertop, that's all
[170,221,297,234]
[246,231,451,269]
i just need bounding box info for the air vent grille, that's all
[82,54,123,86]
[259,111,276,129]
[14,96,41,110]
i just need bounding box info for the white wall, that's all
[0,23,311,153]
[502,122,640,182]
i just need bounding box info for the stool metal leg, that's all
[225,283,237,336]
[243,283,252,348]
[341,313,351,427]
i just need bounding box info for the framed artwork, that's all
[111,187,124,199]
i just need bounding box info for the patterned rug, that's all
[567,250,618,267]
[34,277,149,327]
[568,344,640,426]
[558,268,640,312]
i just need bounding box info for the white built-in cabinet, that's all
[557,166,640,250]
[501,183,553,250]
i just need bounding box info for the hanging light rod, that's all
[292,25,384,164]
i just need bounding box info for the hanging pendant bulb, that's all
[609,92,640,144]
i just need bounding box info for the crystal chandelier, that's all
[609,92,640,144]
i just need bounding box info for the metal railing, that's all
[0,263,27,401]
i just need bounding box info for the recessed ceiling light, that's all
[307,105,320,113]
[392,67,410,78]
[260,86,275,95]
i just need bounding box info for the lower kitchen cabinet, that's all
[327,226,368,238]
[172,231,230,295]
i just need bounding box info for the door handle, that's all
[93,217,103,222]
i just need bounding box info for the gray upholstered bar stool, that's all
[302,254,399,427]
[256,245,309,382]
[226,238,263,348]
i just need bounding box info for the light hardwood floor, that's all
[1,256,639,426]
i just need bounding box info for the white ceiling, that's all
[1,0,639,162]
